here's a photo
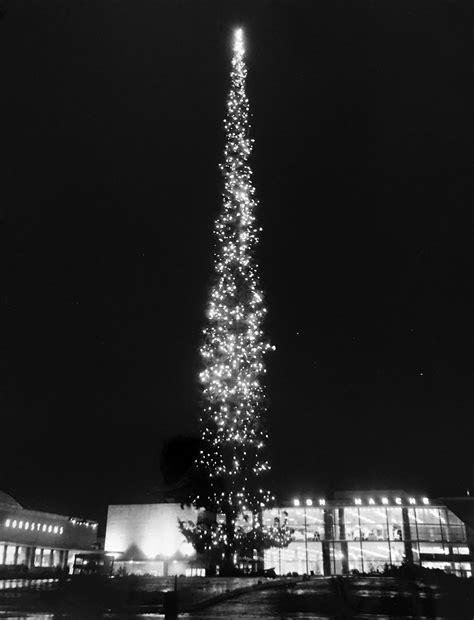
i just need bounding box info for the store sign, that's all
[293,496,430,507]
[352,497,430,506]
[4,518,64,534]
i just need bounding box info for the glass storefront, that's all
[264,541,324,576]
[408,507,467,544]
[263,502,471,577]
[284,507,325,541]
[338,506,403,542]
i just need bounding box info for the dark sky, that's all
[1,0,471,523]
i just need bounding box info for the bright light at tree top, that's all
[234,28,244,55]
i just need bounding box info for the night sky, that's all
[1,1,471,524]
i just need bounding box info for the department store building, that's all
[0,490,98,573]
[263,491,473,578]
[105,490,473,578]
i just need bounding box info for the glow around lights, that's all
[198,27,273,515]
[234,28,244,54]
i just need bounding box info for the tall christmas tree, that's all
[180,29,288,567]
[198,27,273,518]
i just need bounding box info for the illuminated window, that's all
[5,546,16,565]
[42,548,52,568]
[34,548,42,567]
[347,542,363,572]
[442,525,466,543]
[304,507,325,541]
[356,507,389,541]
[344,508,362,541]
[16,546,27,565]
[417,542,446,554]
[389,541,405,564]
[409,508,442,541]
[386,508,403,540]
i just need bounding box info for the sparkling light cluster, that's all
[180,517,291,558]
[198,28,273,515]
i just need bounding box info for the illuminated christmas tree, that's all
[180,29,287,567]
[198,27,273,516]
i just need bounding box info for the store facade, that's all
[263,491,473,578]
[104,490,473,578]
[0,490,98,574]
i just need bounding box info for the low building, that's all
[104,490,473,578]
[104,502,199,576]
[0,490,98,574]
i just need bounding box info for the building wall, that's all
[104,503,197,562]
[0,506,98,571]
[103,494,473,578]
[0,509,97,550]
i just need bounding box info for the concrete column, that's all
[402,507,414,565]
[322,509,334,575]
[338,508,349,575]
[322,541,331,576]
[25,547,34,569]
